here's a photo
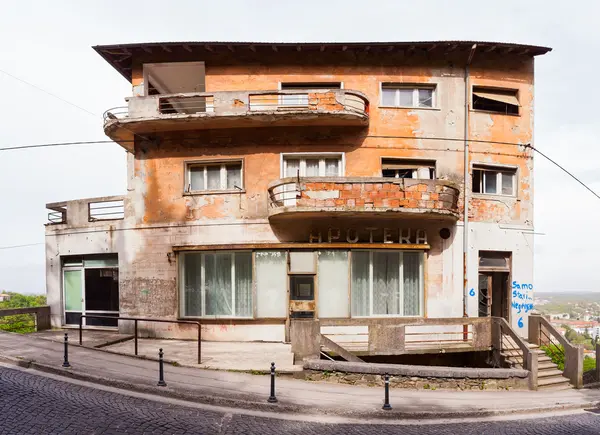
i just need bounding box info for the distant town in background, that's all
[536,292,600,359]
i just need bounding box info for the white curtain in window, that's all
[351,251,370,316]
[317,251,349,318]
[306,159,319,176]
[351,250,422,317]
[255,251,287,318]
[183,253,202,317]
[190,168,204,191]
[205,253,232,316]
[226,165,241,190]
[373,252,400,315]
[207,166,221,190]
[235,252,253,317]
[325,159,339,176]
[403,252,421,316]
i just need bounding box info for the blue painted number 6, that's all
[518,317,524,328]
[469,288,475,297]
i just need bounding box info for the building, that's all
[0,293,11,302]
[45,40,550,348]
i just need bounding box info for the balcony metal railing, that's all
[88,199,125,221]
[103,89,369,124]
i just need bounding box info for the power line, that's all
[0,69,97,117]
[0,243,44,250]
[0,68,151,142]
[1,135,530,152]
[524,144,600,201]
[0,140,125,152]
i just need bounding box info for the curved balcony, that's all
[268,177,460,221]
[103,89,369,150]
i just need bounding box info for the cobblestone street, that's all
[1,366,600,434]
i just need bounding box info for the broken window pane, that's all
[472,170,482,193]
[418,89,433,107]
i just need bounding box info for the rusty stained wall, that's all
[113,52,535,330]
[129,54,534,227]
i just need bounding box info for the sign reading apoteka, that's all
[308,227,428,244]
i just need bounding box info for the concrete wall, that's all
[46,49,537,341]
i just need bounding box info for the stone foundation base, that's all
[303,370,528,390]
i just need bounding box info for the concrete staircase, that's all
[501,335,571,390]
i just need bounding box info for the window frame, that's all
[471,86,520,116]
[350,250,425,318]
[380,83,437,109]
[184,159,244,195]
[179,250,254,319]
[471,163,517,197]
[280,152,345,178]
[380,157,436,179]
[279,82,343,108]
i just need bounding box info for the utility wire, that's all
[0,68,151,142]
[0,68,97,117]
[524,144,600,201]
[0,243,44,250]
[0,140,125,151]
[1,135,529,152]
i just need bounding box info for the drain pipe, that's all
[463,44,477,322]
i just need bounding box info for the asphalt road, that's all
[1,366,600,434]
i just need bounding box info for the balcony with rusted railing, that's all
[46,195,125,228]
[103,89,369,150]
[267,177,460,221]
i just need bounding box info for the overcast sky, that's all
[1,0,598,294]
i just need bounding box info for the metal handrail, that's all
[78,315,202,364]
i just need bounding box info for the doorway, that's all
[288,252,316,319]
[62,255,119,327]
[478,251,511,321]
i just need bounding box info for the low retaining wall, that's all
[304,360,530,390]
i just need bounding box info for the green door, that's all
[63,269,83,325]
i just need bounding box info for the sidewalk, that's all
[1,331,599,420]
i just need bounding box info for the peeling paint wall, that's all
[46,50,537,339]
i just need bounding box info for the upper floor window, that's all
[381,84,435,108]
[472,87,519,115]
[381,158,435,179]
[280,82,342,107]
[186,160,243,193]
[282,154,343,177]
[472,165,516,196]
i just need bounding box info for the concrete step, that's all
[538,375,571,389]
[501,353,551,363]
[537,369,564,378]
[538,361,558,370]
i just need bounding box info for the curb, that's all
[1,354,598,421]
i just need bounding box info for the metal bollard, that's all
[267,362,277,403]
[382,373,392,410]
[157,348,167,387]
[62,333,71,368]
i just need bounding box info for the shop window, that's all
[186,160,243,193]
[472,165,516,196]
[282,154,343,177]
[381,84,436,108]
[255,251,287,318]
[181,252,252,318]
[381,158,435,179]
[351,251,423,317]
[472,87,519,115]
[317,251,350,318]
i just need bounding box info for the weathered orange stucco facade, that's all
[45,41,549,343]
